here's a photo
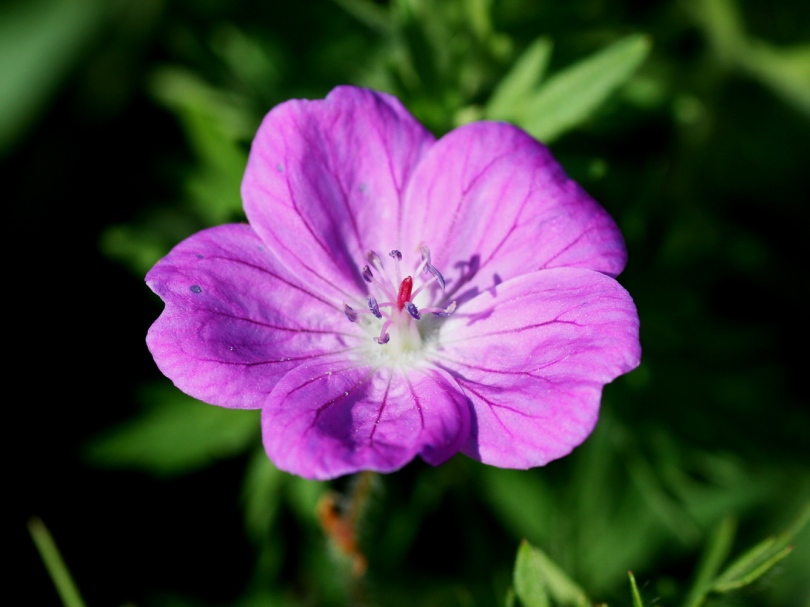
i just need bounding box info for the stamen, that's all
[374,319,392,345]
[343,303,359,322]
[415,245,430,275]
[366,249,397,288]
[421,301,457,317]
[437,301,457,316]
[367,296,382,319]
[425,262,446,290]
[389,250,403,286]
[350,245,455,346]
[410,273,438,299]
[366,250,382,268]
[405,301,421,320]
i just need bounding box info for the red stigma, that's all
[396,276,413,310]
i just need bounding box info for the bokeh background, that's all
[8,0,809,605]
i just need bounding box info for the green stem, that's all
[27,517,87,607]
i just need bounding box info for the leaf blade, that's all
[520,34,651,142]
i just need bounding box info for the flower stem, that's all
[317,471,377,577]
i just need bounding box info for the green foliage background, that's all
[8,0,809,605]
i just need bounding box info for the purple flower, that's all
[146,86,640,480]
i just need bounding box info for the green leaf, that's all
[628,571,645,607]
[688,0,810,117]
[513,541,590,607]
[740,42,810,119]
[513,541,550,607]
[332,0,390,33]
[519,34,651,142]
[711,501,809,593]
[0,0,103,157]
[148,66,253,224]
[242,450,287,543]
[682,517,737,607]
[85,382,259,476]
[486,37,553,120]
[99,207,200,275]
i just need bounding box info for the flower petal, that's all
[436,268,640,468]
[262,357,470,479]
[242,85,436,302]
[146,224,362,409]
[400,122,627,305]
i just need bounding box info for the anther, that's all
[343,303,359,322]
[349,244,453,345]
[389,250,403,285]
[433,301,456,317]
[374,319,392,345]
[367,296,382,319]
[426,262,446,290]
[365,251,382,267]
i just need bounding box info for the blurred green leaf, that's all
[149,66,254,224]
[28,518,87,607]
[513,541,550,607]
[479,468,553,546]
[85,382,259,476]
[513,541,589,607]
[740,42,810,118]
[99,208,200,275]
[505,586,516,607]
[517,34,651,142]
[687,0,745,64]
[682,517,737,607]
[486,37,553,121]
[711,501,809,593]
[628,571,645,607]
[242,450,286,543]
[332,0,390,33]
[0,0,103,157]
[286,475,325,526]
[689,0,810,117]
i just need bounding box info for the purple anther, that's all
[426,263,446,290]
[405,301,421,320]
[343,303,359,322]
[389,250,402,261]
[367,296,382,319]
[361,265,374,282]
[433,301,457,317]
[365,250,382,266]
[420,245,431,263]
[374,333,390,345]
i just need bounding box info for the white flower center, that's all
[343,246,456,363]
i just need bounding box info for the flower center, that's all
[343,246,457,351]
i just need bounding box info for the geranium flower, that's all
[146,86,640,480]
